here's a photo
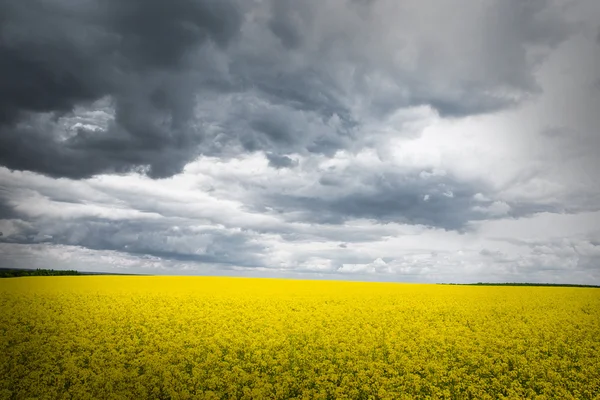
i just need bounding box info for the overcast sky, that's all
[1,0,599,283]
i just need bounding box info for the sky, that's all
[1,0,599,284]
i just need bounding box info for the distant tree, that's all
[0,269,81,278]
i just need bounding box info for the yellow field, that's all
[1,277,599,399]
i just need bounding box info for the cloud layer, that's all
[0,0,599,283]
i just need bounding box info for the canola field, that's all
[1,277,599,399]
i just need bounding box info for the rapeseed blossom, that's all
[1,276,599,399]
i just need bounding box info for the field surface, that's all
[1,277,599,399]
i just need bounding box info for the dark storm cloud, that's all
[0,0,243,178]
[259,166,570,230]
[268,0,306,49]
[0,0,242,121]
[261,171,484,230]
[0,108,201,179]
[0,0,572,179]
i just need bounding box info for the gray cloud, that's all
[0,0,243,178]
[479,237,600,281]
[1,162,599,283]
[0,0,574,179]
[0,214,268,269]
[267,174,480,229]
[256,164,562,230]
[266,153,298,169]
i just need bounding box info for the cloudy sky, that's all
[1,0,599,283]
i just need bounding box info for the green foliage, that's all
[440,282,600,288]
[0,268,80,278]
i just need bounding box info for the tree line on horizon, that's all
[440,282,600,288]
[0,269,80,278]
